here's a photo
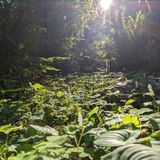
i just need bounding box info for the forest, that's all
[0,0,160,159]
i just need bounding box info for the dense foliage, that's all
[0,72,160,159]
[0,0,97,75]
[1,0,160,75]
[0,0,160,159]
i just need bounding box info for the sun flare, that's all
[100,0,113,10]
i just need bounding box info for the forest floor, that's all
[0,72,160,160]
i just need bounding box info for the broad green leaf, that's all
[29,125,59,135]
[94,129,140,147]
[46,135,67,145]
[139,108,153,114]
[34,141,62,150]
[101,144,160,160]
[144,100,160,107]
[122,115,140,128]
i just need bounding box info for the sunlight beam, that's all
[100,0,113,10]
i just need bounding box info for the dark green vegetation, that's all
[0,72,160,160]
[1,0,160,159]
[1,0,160,76]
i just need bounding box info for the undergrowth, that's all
[0,72,160,160]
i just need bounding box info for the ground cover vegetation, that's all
[0,0,160,159]
[1,72,160,160]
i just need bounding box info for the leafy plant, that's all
[0,72,160,160]
[94,129,140,147]
[101,144,160,160]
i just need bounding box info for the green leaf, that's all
[8,145,17,153]
[125,99,135,105]
[122,115,140,128]
[29,125,59,135]
[0,125,11,133]
[31,83,45,91]
[101,144,160,160]
[151,131,160,140]
[88,107,99,119]
[139,108,153,115]
[149,119,160,130]
[57,91,64,98]
[46,135,67,145]
[66,125,79,135]
[66,147,91,158]
[0,125,22,135]
[45,66,60,71]
[94,129,140,147]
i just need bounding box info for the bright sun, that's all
[100,0,113,10]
